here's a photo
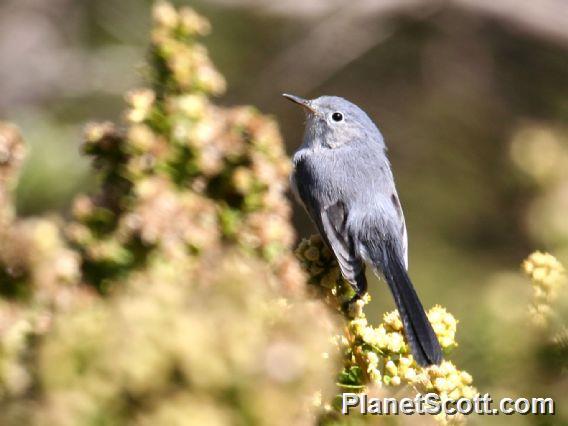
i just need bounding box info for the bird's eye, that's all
[331,112,343,122]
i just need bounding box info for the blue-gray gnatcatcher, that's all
[284,93,442,366]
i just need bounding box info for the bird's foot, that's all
[341,293,367,318]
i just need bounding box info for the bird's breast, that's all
[293,145,395,205]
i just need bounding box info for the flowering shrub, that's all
[523,251,565,327]
[296,235,477,425]
[0,3,335,424]
[523,251,567,370]
[69,1,298,293]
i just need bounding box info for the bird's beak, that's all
[282,93,316,114]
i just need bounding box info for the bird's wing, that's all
[293,157,366,293]
[319,201,366,293]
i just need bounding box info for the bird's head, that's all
[283,94,384,149]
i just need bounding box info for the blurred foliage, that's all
[0,0,567,425]
[0,3,336,424]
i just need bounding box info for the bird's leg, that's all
[341,272,368,315]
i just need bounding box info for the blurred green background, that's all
[2,0,567,424]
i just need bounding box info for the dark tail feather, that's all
[371,242,443,366]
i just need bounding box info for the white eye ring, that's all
[331,112,343,122]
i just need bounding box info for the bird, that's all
[283,93,443,366]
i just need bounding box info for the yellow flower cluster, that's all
[522,251,565,327]
[523,251,568,371]
[343,308,466,388]
[297,234,477,424]
[429,305,459,348]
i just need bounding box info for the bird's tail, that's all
[368,241,443,366]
